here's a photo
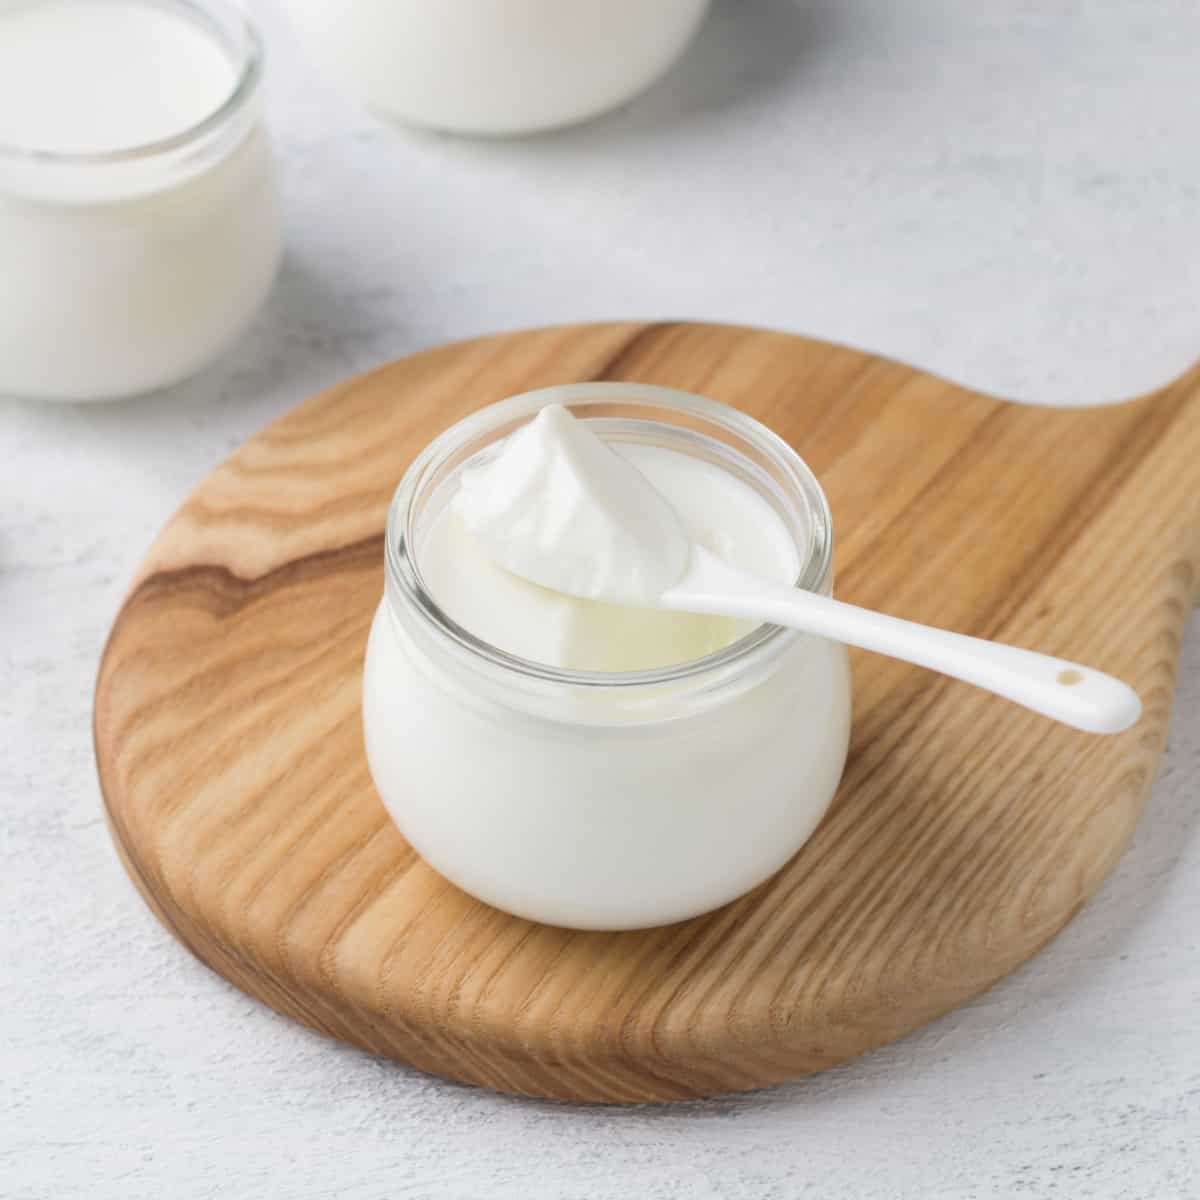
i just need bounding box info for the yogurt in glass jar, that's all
[362,384,852,930]
[284,0,712,136]
[0,0,281,401]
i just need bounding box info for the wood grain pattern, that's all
[93,322,1200,1103]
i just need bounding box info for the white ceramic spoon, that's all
[456,404,1142,736]
[660,544,1141,734]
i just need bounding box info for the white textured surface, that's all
[3,1,1199,1195]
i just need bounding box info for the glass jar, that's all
[285,0,712,136]
[362,384,851,930]
[0,0,281,402]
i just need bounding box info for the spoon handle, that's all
[663,549,1141,734]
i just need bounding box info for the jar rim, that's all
[0,0,263,174]
[384,382,835,692]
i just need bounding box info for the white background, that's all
[3,1,1198,1196]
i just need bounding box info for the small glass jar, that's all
[0,0,281,402]
[285,0,712,136]
[363,384,852,930]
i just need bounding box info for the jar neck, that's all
[383,384,835,724]
[0,0,264,204]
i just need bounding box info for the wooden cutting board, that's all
[94,322,1200,1103]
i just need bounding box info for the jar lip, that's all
[384,382,836,692]
[0,0,263,170]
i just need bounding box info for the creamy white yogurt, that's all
[0,1,236,155]
[428,407,799,672]
[363,386,852,930]
[0,0,281,401]
[284,0,712,136]
[453,405,693,609]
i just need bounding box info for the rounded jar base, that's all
[363,601,852,932]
